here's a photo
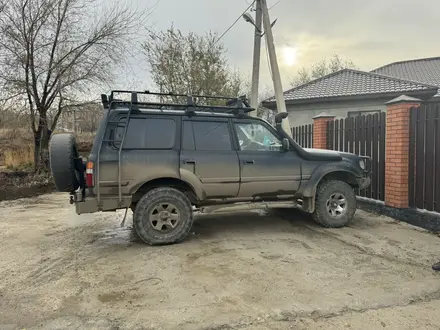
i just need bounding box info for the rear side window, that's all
[192,121,232,151]
[113,117,176,149]
[120,118,146,149]
[144,118,176,149]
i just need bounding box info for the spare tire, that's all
[49,133,80,192]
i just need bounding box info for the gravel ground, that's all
[1,193,440,330]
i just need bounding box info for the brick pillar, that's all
[385,95,421,208]
[313,112,335,149]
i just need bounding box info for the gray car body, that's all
[75,107,370,214]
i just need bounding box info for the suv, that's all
[49,90,370,245]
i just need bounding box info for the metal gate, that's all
[327,113,386,201]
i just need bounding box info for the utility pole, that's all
[261,0,291,132]
[249,0,263,116]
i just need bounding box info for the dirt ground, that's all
[1,194,440,330]
[0,171,55,202]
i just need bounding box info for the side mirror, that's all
[281,138,290,151]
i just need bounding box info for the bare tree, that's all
[142,26,244,104]
[290,54,356,87]
[57,101,102,133]
[0,0,145,171]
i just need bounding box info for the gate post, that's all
[313,112,335,149]
[384,95,421,208]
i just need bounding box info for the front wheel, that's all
[312,180,356,228]
[133,187,194,245]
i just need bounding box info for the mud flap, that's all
[301,196,315,213]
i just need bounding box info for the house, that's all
[262,57,440,127]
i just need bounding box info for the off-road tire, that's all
[49,134,80,192]
[133,187,194,245]
[312,180,356,228]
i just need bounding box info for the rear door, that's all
[180,117,240,198]
[232,119,302,198]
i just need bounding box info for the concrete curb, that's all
[357,197,440,233]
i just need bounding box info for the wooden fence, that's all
[409,103,440,212]
[291,124,313,148]
[326,113,387,201]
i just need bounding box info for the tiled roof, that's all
[371,57,440,96]
[265,69,436,102]
[264,69,437,103]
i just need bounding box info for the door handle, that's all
[244,160,255,165]
[184,159,196,164]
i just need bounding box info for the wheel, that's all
[49,134,80,192]
[133,187,194,245]
[312,180,356,228]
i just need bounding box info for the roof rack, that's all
[100,90,255,115]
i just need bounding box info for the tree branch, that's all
[50,87,63,131]
[42,0,69,105]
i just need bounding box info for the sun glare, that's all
[282,46,298,66]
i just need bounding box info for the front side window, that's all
[234,122,282,151]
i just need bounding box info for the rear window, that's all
[191,121,232,151]
[112,117,176,149]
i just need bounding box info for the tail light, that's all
[86,161,94,187]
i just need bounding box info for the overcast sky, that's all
[125,0,440,94]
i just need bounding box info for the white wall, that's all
[287,98,388,127]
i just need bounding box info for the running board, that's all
[199,201,301,214]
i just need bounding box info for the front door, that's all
[180,117,240,198]
[232,119,302,198]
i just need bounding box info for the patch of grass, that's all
[0,128,32,142]
[0,129,94,169]
[4,145,34,170]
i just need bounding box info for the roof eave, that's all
[262,88,438,109]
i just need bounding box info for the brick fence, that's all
[312,112,335,149]
[384,96,421,208]
[312,95,421,210]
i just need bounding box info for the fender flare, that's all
[301,162,361,198]
[129,170,205,202]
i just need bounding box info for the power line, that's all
[214,0,256,45]
[269,0,282,10]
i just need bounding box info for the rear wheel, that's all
[133,187,194,245]
[312,180,356,228]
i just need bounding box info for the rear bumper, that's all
[357,176,371,190]
[74,196,131,214]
